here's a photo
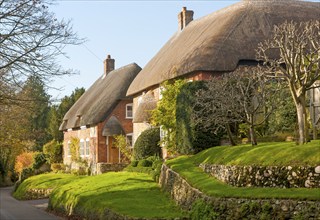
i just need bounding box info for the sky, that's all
[48,1,240,102]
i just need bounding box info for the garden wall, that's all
[96,163,127,174]
[159,164,320,219]
[200,164,320,188]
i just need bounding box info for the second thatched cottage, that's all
[126,0,320,156]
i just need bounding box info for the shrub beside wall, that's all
[133,127,161,160]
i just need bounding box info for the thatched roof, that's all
[127,0,320,96]
[133,91,157,123]
[60,63,141,130]
[102,116,124,136]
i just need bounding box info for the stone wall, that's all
[96,163,127,174]
[200,164,320,188]
[160,164,320,219]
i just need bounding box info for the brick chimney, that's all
[178,7,194,31]
[103,54,115,77]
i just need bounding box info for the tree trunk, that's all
[296,101,308,144]
[226,123,236,146]
[249,125,257,146]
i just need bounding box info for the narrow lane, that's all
[0,187,61,220]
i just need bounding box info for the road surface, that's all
[0,187,62,220]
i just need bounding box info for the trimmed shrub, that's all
[176,81,222,154]
[43,140,63,164]
[137,159,152,167]
[130,160,139,167]
[133,127,161,160]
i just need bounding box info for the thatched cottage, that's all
[59,55,141,171]
[126,0,320,152]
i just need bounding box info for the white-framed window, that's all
[85,138,90,156]
[80,139,85,156]
[67,141,71,157]
[126,133,133,148]
[90,127,96,137]
[126,103,133,119]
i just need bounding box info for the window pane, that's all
[86,140,90,156]
[67,143,71,156]
[126,104,133,118]
[80,142,84,156]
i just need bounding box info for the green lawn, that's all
[193,140,320,166]
[166,141,320,201]
[13,173,84,200]
[48,172,185,219]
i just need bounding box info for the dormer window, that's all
[126,103,133,119]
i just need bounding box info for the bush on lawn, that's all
[133,127,161,160]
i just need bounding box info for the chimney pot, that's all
[104,54,115,77]
[178,7,194,31]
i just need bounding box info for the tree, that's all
[193,74,243,146]
[17,75,51,148]
[194,66,279,146]
[0,0,83,105]
[48,87,85,142]
[257,21,320,144]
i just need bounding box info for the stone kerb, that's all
[200,164,320,188]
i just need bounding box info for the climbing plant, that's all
[151,80,186,153]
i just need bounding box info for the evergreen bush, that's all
[176,81,222,154]
[133,127,161,160]
[137,159,153,167]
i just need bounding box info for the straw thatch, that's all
[102,116,124,136]
[60,63,141,130]
[127,0,320,96]
[133,91,157,123]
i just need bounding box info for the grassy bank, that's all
[192,140,320,166]
[166,141,320,200]
[13,173,84,200]
[47,171,185,219]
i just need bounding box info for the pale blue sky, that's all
[49,1,240,101]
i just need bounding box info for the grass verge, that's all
[166,141,320,201]
[49,171,185,219]
[13,173,84,200]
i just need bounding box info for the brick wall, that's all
[63,99,133,166]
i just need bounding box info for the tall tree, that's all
[257,21,320,144]
[0,0,83,105]
[16,75,51,149]
[48,87,85,142]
